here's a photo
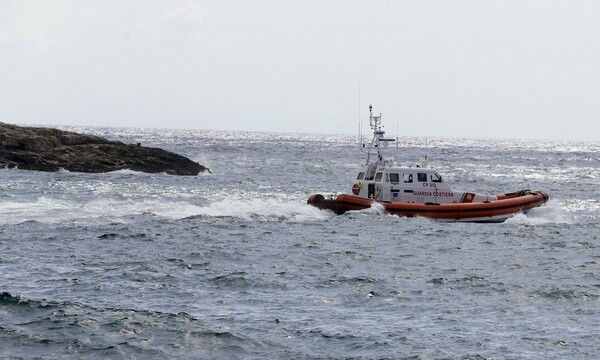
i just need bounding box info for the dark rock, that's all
[0,122,209,175]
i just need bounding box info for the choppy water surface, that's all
[1,126,599,359]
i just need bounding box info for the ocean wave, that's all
[2,126,599,359]
[0,291,263,359]
[532,287,599,301]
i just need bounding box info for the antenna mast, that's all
[358,77,362,149]
[365,105,395,165]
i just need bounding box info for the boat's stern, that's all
[307,193,373,215]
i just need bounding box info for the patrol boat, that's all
[307,105,549,222]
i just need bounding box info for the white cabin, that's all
[352,106,497,205]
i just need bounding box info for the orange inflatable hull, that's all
[307,191,549,223]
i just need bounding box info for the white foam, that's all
[0,197,333,225]
[506,199,575,225]
[167,198,334,222]
[0,197,128,225]
[363,201,387,215]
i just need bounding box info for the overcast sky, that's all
[1,1,599,141]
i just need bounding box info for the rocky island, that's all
[0,122,209,175]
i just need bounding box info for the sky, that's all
[1,0,599,141]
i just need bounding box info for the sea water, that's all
[0,126,599,359]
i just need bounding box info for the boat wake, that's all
[174,199,334,222]
[0,197,333,225]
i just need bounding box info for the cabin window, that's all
[389,173,399,184]
[365,164,377,180]
[431,173,442,183]
[417,173,427,182]
[403,173,413,183]
[357,172,365,180]
[374,172,383,182]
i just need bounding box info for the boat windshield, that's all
[365,164,377,180]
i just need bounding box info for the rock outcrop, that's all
[0,122,209,175]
